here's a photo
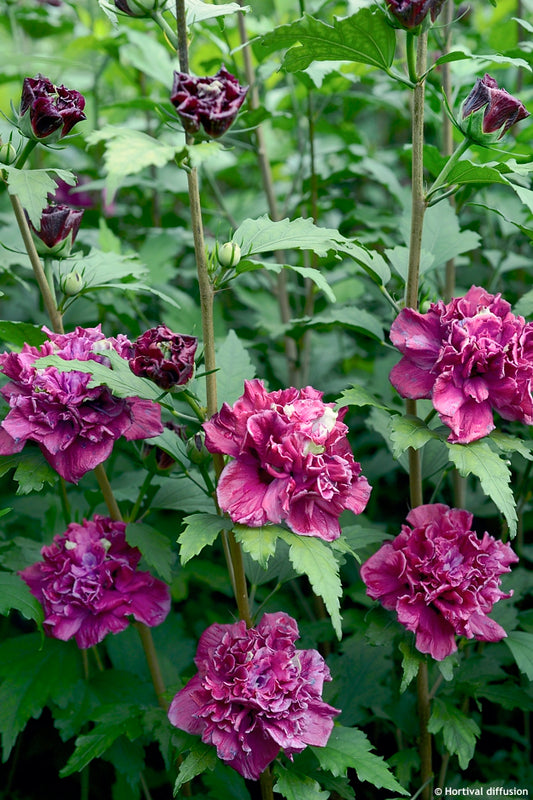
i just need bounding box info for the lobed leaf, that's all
[4,167,76,227]
[273,763,329,800]
[446,439,517,538]
[0,571,44,628]
[427,698,480,769]
[311,726,408,793]
[174,741,217,794]
[178,513,232,565]
[262,9,396,73]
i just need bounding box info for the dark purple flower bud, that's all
[28,204,83,257]
[170,66,248,139]
[385,0,445,29]
[129,325,198,390]
[460,74,530,143]
[114,0,158,15]
[19,74,86,142]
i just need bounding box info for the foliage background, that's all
[0,0,532,798]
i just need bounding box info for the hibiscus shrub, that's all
[0,2,532,800]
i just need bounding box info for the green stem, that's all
[406,31,433,800]
[9,193,64,334]
[426,138,471,201]
[417,661,433,798]
[405,32,419,84]
[151,9,178,49]
[14,139,38,170]
[94,463,122,521]
[135,622,168,710]
[128,470,155,523]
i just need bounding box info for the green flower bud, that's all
[61,271,84,296]
[0,142,17,165]
[218,241,241,268]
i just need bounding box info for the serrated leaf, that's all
[0,634,81,760]
[36,350,162,402]
[446,439,517,538]
[288,306,383,340]
[444,160,510,188]
[336,385,392,412]
[0,321,47,349]
[236,260,336,304]
[400,202,480,270]
[233,524,283,569]
[262,9,395,72]
[277,529,342,639]
[399,640,422,693]
[434,48,530,71]
[427,698,480,769]
[4,167,76,227]
[178,513,232,564]
[489,431,533,461]
[215,330,257,407]
[311,726,408,794]
[233,214,365,261]
[0,572,44,627]
[0,451,59,494]
[273,764,329,800]
[86,126,181,199]
[125,522,175,584]
[505,631,533,680]
[174,741,217,794]
[389,415,441,460]
[145,426,189,469]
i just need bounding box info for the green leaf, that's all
[336,385,393,412]
[233,214,367,261]
[399,640,422,693]
[215,330,257,407]
[287,306,384,340]
[60,705,143,776]
[0,572,44,628]
[505,631,533,680]
[489,431,533,461]
[0,451,59,494]
[389,415,441,460]
[233,524,283,569]
[125,522,175,584]
[277,529,343,639]
[36,350,163,402]
[0,321,47,349]
[185,0,248,24]
[174,741,217,794]
[434,48,530,71]
[237,260,336,304]
[86,126,181,199]
[0,634,81,760]
[444,160,510,188]
[262,9,396,73]
[400,201,480,271]
[273,764,329,800]
[427,698,480,769]
[178,513,232,565]
[4,167,76,227]
[446,439,517,538]
[311,726,408,794]
[145,426,190,469]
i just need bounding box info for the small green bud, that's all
[0,142,17,165]
[217,241,241,268]
[61,271,84,296]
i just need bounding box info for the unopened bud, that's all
[218,241,241,268]
[61,270,84,296]
[0,142,17,165]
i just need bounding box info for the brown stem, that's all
[417,661,433,799]
[135,622,168,710]
[9,193,64,334]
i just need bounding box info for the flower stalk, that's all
[404,30,432,797]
